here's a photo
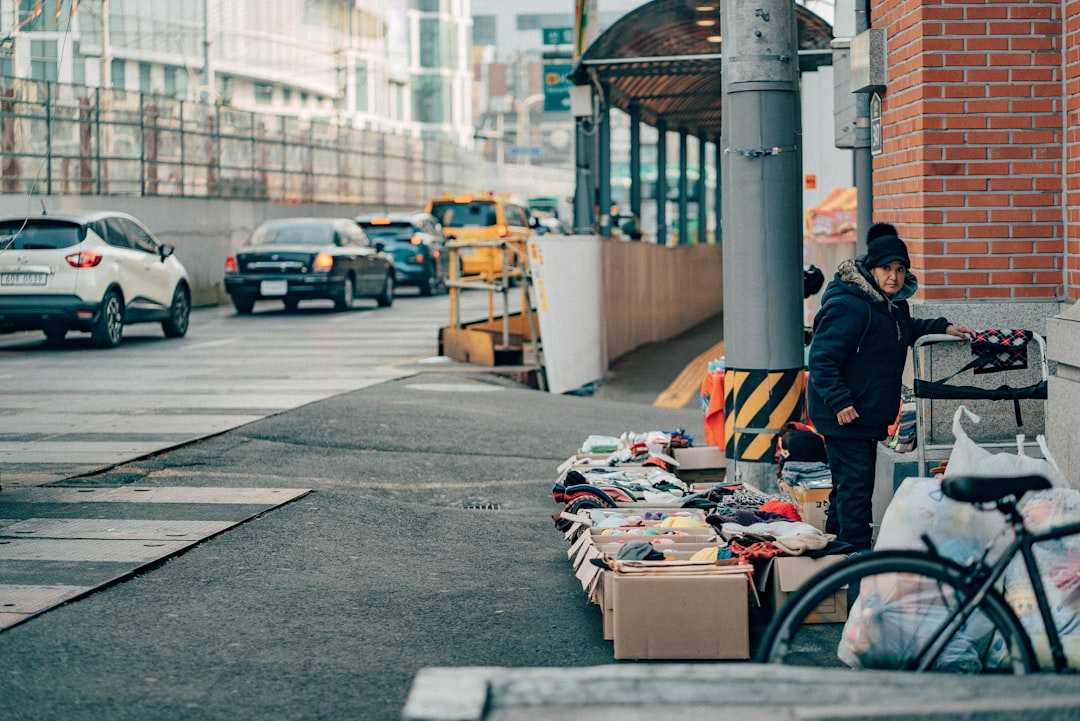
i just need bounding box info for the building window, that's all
[354,60,368,112]
[0,47,13,79]
[19,0,75,32]
[255,83,274,104]
[517,14,572,31]
[139,62,152,93]
[111,58,125,89]
[414,75,443,124]
[164,66,176,96]
[412,0,440,10]
[473,16,496,47]
[419,18,441,68]
[29,39,58,82]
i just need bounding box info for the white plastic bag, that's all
[942,406,1068,488]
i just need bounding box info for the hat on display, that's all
[864,233,910,269]
[783,430,829,464]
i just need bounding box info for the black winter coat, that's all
[807,258,949,440]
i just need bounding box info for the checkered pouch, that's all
[968,329,1031,374]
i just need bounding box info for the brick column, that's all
[872,0,1065,302]
[1067,0,1080,297]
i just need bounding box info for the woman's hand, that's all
[837,405,859,425]
[946,324,975,343]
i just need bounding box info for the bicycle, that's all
[757,473,1080,674]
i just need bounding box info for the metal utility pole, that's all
[100,0,111,89]
[201,0,214,103]
[720,0,805,491]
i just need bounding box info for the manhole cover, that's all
[462,500,501,510]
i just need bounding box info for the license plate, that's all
[260,280,288,296]
[1,272,47,286]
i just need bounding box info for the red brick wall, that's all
[1067,0,1080,299]
[871,0,1070,300]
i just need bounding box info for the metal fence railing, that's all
[0,78,488,205]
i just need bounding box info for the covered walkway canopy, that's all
[568,0,834,238]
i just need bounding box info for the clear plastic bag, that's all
[838,571,992,672]
[942,406,1068,488]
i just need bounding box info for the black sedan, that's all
[224,217,394,314]
[355,212,448,296]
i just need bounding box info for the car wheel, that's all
[91,290,124,348]
[418,265,436,297]
[162,284,190,338]
[232,296,256,315]
[333,275,355,311]
[376,272,394,307]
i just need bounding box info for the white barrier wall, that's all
[603,240,724,364]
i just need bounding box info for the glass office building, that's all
[0,0,473,146]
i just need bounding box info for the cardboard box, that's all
[779,481,832,533]
[611,572,750,660]
[601,570,615,640]
[759,555,848,624]
[673,445,727,484]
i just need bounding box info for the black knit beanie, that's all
[864,234,910,269]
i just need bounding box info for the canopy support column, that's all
[655,118,668,245]
[678,128,689,244]
[629,103,642,240]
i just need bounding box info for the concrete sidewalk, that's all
[399,318,1080,721]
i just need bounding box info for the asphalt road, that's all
[0,304,723,721]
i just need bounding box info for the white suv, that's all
[0,210,192,348]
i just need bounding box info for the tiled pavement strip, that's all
[0,485,310,630]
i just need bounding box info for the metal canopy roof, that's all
[569,0,834,141]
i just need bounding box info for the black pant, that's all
[822,436,878,552]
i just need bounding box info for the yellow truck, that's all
[426,192,533,280]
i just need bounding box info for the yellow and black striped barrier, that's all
[723,367,805,462]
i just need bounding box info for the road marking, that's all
[653,340,725,409]
[0,486,311,631]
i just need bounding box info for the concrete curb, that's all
[403,664,1080,721]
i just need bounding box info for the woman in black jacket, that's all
[806,224,973,551]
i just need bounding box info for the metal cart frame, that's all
[912,332,1049,477]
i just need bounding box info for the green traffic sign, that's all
[543,63,573,112]
[542,27,574,46]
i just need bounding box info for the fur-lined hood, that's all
[834,257,918,306]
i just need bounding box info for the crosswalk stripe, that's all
[0,486,311,631]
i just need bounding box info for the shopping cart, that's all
[912,330,1048,477]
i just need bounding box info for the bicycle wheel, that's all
[757,550,1037,673]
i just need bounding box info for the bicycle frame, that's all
[924,503,1080,672]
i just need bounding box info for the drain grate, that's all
[462,500,501,511]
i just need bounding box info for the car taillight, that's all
[224,255,238,273]
[410,235,423,245]
[408,253,425,264]
[432,249,441,259]
[66,251,102,268]
[497,223,508,237]
[313,252,334,272]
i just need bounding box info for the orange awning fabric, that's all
[806,187,857,243]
